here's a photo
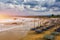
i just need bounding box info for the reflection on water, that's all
[0,18,40,40]
[0,17,60,40]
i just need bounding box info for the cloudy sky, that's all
[0,0,60,16]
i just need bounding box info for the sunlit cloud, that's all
[0,0,60,16]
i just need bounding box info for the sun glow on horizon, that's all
[0,14,11,19]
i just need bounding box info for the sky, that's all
[0,0,60,16]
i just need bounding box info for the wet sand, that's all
[0,18,40,40]
[0,18,60,40]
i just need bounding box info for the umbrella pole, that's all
[38,18,40,27]
[34,18,35,28]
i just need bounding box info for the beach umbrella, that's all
[30,28,36,31]
[43,35,55,40]
[35,29,43,33]
[51,32,59,36]
[55,28,60,32]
